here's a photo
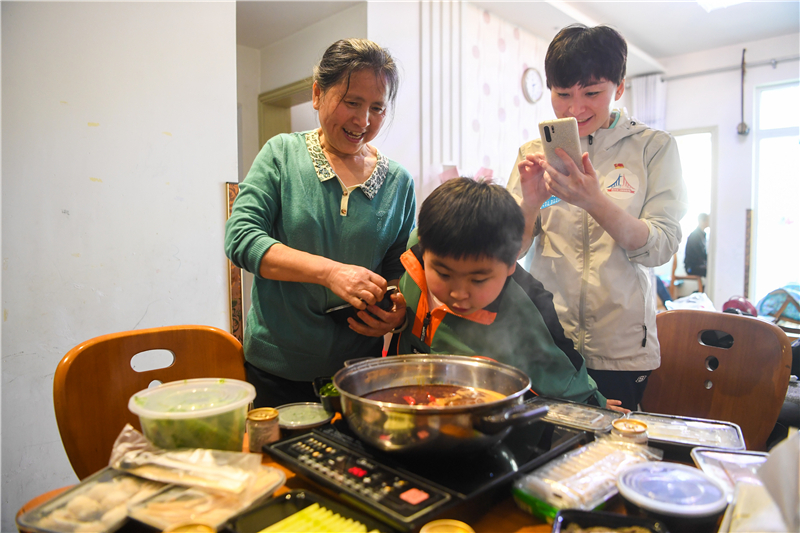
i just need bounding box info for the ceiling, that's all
[236,0,799,76]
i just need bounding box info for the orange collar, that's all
[400,247,498,345]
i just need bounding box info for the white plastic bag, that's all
[665,292,716,311]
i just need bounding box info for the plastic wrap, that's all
[531,397,623,433]
[691,448,768,496]
[128,465,285,531]
[512,436,663,522]
[109,424,262,494]
[629,412,744,450]
[15,467,165,533]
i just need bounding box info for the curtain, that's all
[629,73,667,131]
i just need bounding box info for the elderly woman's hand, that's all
[326,263,388,309]
[348,290,408,337]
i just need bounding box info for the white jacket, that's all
[507,111,688,371]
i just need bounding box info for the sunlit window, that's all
[653,131,713,289]
[752,81,800,303]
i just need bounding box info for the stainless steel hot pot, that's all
[332,354,548,454]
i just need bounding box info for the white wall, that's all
[662,33,800,306]
[1,2,237,528]
[237,44,262,181]
[259,3,368,93]
[460,4,555,188]
[367,1,422,195]
[291,102,319,132]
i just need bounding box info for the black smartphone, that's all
[325,286,397,324]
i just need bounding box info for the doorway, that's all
[239,77,316,331]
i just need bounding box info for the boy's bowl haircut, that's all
[418,178,524,267]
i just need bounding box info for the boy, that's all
[506,25,687,410]
[391,178,621,409]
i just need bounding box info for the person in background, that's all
[225,39,415,408]
[390,178,627,412]
[685,212,709,277]
[506,24,687,411]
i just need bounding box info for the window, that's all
[654,130,714,289]
[751,81,800,303]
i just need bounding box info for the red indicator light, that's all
[347,466,367,477]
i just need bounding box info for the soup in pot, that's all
[363,384,505,407]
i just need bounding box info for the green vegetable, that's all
[319,382,340,397]
[140,408,246,451]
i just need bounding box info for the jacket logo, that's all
[604,168,639,200]
[607,174,635,194]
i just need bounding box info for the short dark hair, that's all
[314,39,400,107]
[544,24,627,89]
[418,178,524,267]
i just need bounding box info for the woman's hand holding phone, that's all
[348,287,407,338]
[537,117,604,212]
[540,149,605,212]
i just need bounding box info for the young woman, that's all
[507,25,688,410]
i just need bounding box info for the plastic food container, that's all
[420,519,476,533]
[690,447,769,497]
[617,462,728,532]
[629,412,744,458]
[276,402,333,432]
[128,378,256,451]
[551,509,670,533]
[128,465,285,531]
[512,436,662,522]
[530,396,624,433]
[15,467,166,533]
[611,418,648,444]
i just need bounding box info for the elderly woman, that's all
[225,39,415,407]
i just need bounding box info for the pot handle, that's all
[475,403,549,434]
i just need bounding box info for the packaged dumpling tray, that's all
[16,467,166,533]
[512,436,662,523]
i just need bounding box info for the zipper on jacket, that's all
[641,325,647,347]
[577,137,593,355]
[420,312,432,343]
[578,210,590,354]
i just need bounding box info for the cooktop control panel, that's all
[269,433,452,529]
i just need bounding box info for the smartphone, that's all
[325,286,397,324]
[538,117,583,175]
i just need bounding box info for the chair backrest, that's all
[53,325,246,479]
[668,254,703,299]
[641,310,792,451]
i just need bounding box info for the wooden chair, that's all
[641,310,793,451]
[668,254,703,299]
[53,325,246,479]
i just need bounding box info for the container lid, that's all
[612,418,648,435]
[534,397,624,433]
[248,407,279,421]
[128,378,255,419]
[419,519,476,533]
[276,402,333,429]
[617,462,728,517]
[629,412,744,450]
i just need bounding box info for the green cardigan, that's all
[225,131,416,381]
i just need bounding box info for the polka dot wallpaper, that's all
[461,4,555,186]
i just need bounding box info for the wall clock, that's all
[522,67,544,104]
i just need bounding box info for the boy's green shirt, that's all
[392,233,605,406]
